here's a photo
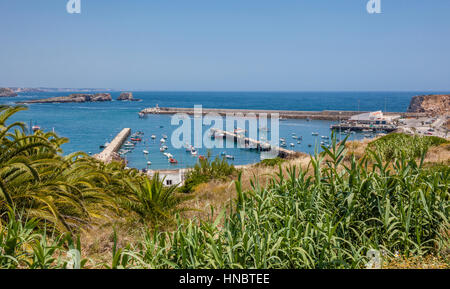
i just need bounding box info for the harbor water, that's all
[1,91,441,170]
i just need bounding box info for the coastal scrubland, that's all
[0,105,448,269]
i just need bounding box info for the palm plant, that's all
[120,173,189,224]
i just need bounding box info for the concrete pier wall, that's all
[140,107,425,121]
[94,128,131,163]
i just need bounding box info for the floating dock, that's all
[330,123,398,132]
[140,106,425,121]
[210,128,298,158]
[94,128,131,163]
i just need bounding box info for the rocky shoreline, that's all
[16,93,113,104]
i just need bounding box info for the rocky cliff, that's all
[407,94,450,115]
[17,93,112,104]
[0,88,18,97]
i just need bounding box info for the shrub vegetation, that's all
[0,106,448,269]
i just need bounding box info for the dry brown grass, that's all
[384,254,449,269]
[424,143,450,164]
[80,213,144,268]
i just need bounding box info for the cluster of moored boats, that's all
[112,130,238,167]
[280,133,305,148]
[278,132,336,149]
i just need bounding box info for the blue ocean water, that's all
[1,91,444,169]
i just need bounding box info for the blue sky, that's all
[1,0,449,91]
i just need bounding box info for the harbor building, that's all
[348,111,400,125]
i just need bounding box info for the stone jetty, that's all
[94,128,131,163]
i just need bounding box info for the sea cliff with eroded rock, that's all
[407,94,449,115]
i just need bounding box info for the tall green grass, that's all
[115,134,449,269]
[179,152,237,193]
[368,133,448,161]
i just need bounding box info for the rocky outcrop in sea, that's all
[407,94,449,115]
[117,92,141,101]
[0,88,18,97]
[117,92,133,101]
[17,93,113,104]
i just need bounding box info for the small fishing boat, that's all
[297,140,301,144]
[225,155,234,160]
[164,152,173,158]
[280,138,286,142]
[131,137,142,142]
[162,134,168,139]
[280,143,287,147]
[143,150,149,154]
[312,132,319,136]
[191,149,198,156]
[292,136,298,139]
[290,143,295,147]
[32,125,41,132]
[169,158,178,164]
[147,161,152,165]
[138,112,145,118]
[321,136,329,139]
[185,144,193,152]
[151,135,156,139]
[160,147,166,152]
[160,138,166,143]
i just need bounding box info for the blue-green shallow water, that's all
[2,91,447,170]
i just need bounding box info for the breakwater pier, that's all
[139,106,422,121]
[94,128,131,163]
[210,128,298,158]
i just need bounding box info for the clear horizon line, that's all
[3,86,450,93]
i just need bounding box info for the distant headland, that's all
[0,88,18,97]
[17,93,113,104]
[15,91,140,104]
[6,87,114,93]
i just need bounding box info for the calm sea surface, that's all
[1,91,445,169]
